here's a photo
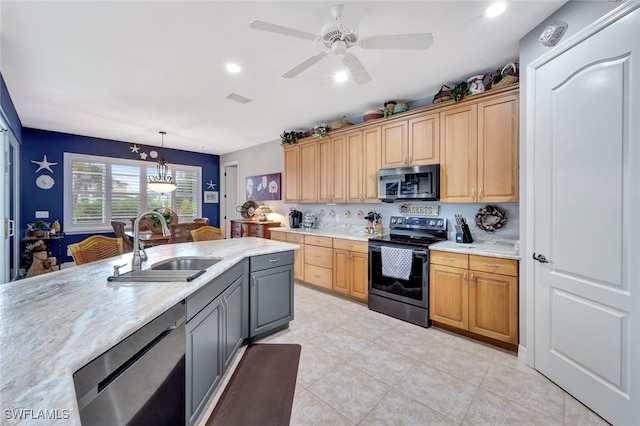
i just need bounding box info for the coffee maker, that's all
[289,208,302,228]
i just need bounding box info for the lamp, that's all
[255,204,273,222]
[147,131,177,194]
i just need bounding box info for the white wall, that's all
[518,0,620,360]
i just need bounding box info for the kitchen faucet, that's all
[131,211,171,271]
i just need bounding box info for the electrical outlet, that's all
[35,211,49,219]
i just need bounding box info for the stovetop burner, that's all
[370,216,448,248]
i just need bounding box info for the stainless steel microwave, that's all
[378,165,440,202]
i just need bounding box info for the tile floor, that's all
[199,283,609,426]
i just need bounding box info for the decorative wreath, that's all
[475,205,507,232]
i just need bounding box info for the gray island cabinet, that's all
[185,251,294,425]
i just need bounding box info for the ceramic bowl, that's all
[394,103,409,114]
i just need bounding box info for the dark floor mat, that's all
[206,343,301,426]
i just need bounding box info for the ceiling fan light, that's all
[485,2,507,18]
[332,40,347,56]
[334,71,348,83]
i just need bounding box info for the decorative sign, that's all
[399,204,440,216]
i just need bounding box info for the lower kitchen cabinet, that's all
[429,251,518,346]
[249,251,294,338]
[271,231,305,281]
[185,261,247,425]
[333,239,369,302]
[303,235,333,290]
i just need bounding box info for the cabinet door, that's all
[332,135,347,203]
[247,223,265,238]
[283,145,300,202]
[317,138,333,204]
[299,142,318,203]
[440,104,478,202]
[350,251,369,302]
[250,264,294,337]
[381,121,408,168]
[409,112,440,165]
[333,249,350,296]
[468,271,518,344]
[222,276,247,370]
[293,244,304,281]
[186,297,222,424]
[429,264,468,329]
[270,230,286,241]
[362,126,382,203]
[477,94,519,202]
[230,221,242,238]
[346,131,364,203]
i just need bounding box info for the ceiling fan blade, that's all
[336,3,370,31]
[282,51,328,78]
[249,20,318,42]
[359,33,434,50]
[343,53,371,85]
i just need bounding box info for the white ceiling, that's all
[0,1,566,155]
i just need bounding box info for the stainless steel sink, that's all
[107,257,222,282]
[150,257,222,271]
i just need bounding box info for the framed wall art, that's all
[203,191,219,204]
[245,173,281,201]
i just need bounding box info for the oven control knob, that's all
[429,220,435,226]
[437,220,444,226]
[398,219,403,224]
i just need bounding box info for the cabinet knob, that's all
[470,272,475,286]
[463,271,467,284]
[472,188,476,201]
[479,188,483,200]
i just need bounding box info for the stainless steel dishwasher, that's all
[74,301,186,425]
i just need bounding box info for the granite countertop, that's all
[271,226,382,242]
[0,237,298,425]
[429,239,520,260]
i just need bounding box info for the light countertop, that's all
[0,237,298,425]
[271,226,381,242]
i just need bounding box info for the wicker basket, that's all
[329,116,354,130]
[492,62,519,89]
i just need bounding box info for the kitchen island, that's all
[0,237,298,425]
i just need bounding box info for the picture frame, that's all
[245,173,281,201]
[203,191,219,204]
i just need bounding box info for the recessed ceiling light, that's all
[226,63,242,73]
[334,71,348,83]
[485,2,507,18]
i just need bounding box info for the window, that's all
[64,153,201,233]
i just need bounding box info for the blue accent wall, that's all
[21,128,220,262]
[0,71,23,142]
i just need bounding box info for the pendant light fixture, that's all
[147,131,177,194]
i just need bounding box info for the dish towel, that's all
[381,246,413,281]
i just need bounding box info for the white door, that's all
[532,4,639,425]
[222,163,238,239]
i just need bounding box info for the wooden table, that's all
[125,231,170,246]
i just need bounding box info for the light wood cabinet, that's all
[270,231,304,281]
[332,239,368,302]
[430,250,518,345]
[440,92,518,203]
[318,136,346,204]
[303,235,333,290]
[283,142,317,203]
[381,120,408,168]
[381,112,439,169]
[346,127,381,204]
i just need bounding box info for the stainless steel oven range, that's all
[368,216,447,328]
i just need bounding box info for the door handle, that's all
[533,253,549,263]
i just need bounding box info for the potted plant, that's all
[280,131,305,145]
[147,208,176,233]
[33,220,49,238]
[311,124,329,138]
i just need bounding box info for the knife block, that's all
[458,224,473,243]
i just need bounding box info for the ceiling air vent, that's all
[226,93,252,104]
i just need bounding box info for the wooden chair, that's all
[68,235,124,265]
[130,217,150,232]
[193,217,209,225]
[168,222,206,244]
[111,221,134,252]
[190,226,224,242]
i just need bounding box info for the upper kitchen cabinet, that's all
[346,128,381,204]
[318,135,347,204]
[381,112,439,169]
[440,90,519,203]
[284,142,317,203]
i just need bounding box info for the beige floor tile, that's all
[308,363,389,424]
[394,363,477,423]
[310,326,372,360]
[345,341,417,386]
[337,312,394,339]
[295,343,343,388]
[378,327,439,360]
[564,393,610,425]
[360,389,457,426]
[422,343,491,385]
[462,389,562,425]
[290,388,354,426]
[480,363,565,421]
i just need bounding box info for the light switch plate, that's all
[35,210,49,219]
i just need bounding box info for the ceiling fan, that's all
[249,4,433,85]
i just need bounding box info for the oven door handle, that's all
[413,250,428,256]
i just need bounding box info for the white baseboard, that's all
[518,344,529,365]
